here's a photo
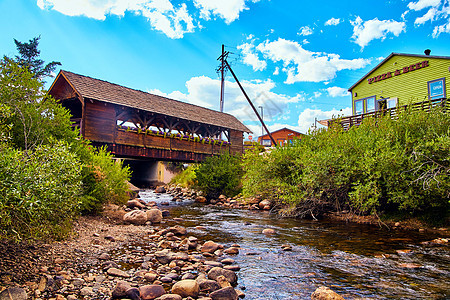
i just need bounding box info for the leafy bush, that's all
[170,164,198,188]
[0,141,82,241]
[195,154,243,198]
[243,106,450,223]
[75,143,131,214]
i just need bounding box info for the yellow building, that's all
[348,51,449,115]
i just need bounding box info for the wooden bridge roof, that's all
[53,70,251,133]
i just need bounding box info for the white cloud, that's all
[37,0,259,38]
[325,86,348,97]
[297,107,352,133]
[325,17,341,26]
[255,38,370,83]
[298,26,313,36]
[193,0,258,24]
[37,0,195,38]
[237,43,267,71]
[415,7,439,24]
[273,67,279,75]
[407,0,441,11]
[350,16,406,49]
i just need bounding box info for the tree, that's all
[8,36,61,80]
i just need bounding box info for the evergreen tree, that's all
[9,36,61,80]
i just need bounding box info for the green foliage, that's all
[9,36,61,80]
[243,107,450,222]
[0,59,77,151]
[195,154,243,198]
[76,144,131,214]
[170,164,198,188]
[0,141,82,241]
[0,43,131,240]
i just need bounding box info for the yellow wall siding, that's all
[351,55,450,114]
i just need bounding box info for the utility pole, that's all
[217,44,229,113]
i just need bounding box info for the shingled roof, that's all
[54,70,251,133]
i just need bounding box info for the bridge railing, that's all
[114,127,230,156]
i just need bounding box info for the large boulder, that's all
[147,208,163,224]
[209,287,238,300]
[0,287,27,300]
[139,285,166,300]
[123,210,148,225]
[311,286,345,300]
[197,278,221,293]
[207,267,237,285]
[171,279,199,298]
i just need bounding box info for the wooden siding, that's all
[257,128,304,147]
[83,101,116,143]
[229,129,244,154]
[351,55,450,114]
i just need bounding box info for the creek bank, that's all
[166,184,449,237]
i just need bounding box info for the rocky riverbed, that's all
[1,185,447,300]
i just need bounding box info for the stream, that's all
[139,189,449,299]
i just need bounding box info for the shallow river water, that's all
[139,190,449,300]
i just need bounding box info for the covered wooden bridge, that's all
[49,70,251,162]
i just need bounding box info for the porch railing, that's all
[328,98,448,131]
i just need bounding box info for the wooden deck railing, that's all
[330,98,448,131]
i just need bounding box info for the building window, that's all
[354,96,376,114]
[366,96,376,113]
[261,139,271,146]
[354,99,364,114]
[277,139,285,146]
[428,78,446,100]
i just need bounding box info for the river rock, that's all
[216,275,231,288]
[196,196,207,203]
[139,285,166,300]
[126,288,141,300]
[111,281,132,299]
[99,252,110,260]
[0,287,27,300]
[144,272,158,282]
[201,241,221,253]
[207,267,237,285]
[80,287,93,296]
[224,247,239,255]
[155,249,174,264]
[197,278,221,293]
[262,228,275,234]
[209,287,238,300]
[258,199,271,209]
[127,199,146,209]
[123,210,148,225]
[221,258,235,265]
[155,186,166,193]
[169,225,187,236]
[147,209,163,224]
[171,279,199,298]
[155,294,182,300]
[107,267,131,278]
[311,286,345,300]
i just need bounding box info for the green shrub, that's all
[243,106,450,222]
[0,141,82,241]
[170,164,198,187]
[195,154,243,198]
[76,143,131,214]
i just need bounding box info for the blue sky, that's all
[1,0,449,137]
